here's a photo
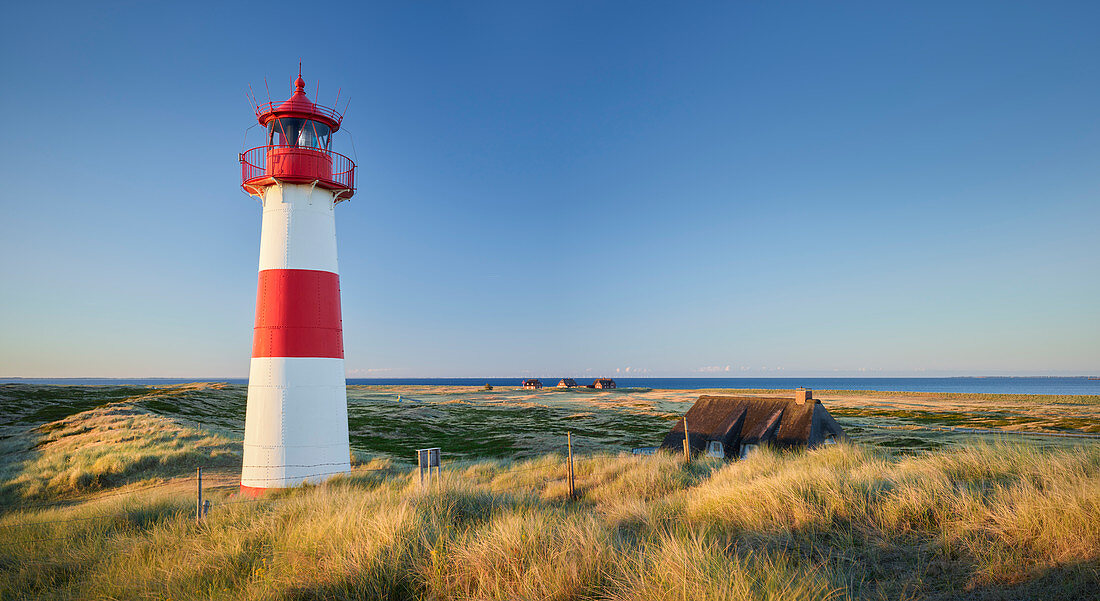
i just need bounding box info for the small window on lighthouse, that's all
[301,120,331,150]
[270,118,304,147]
[297,124,315,147]
[316,121,331,149]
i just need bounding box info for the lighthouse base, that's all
[236,480,349,497]
[240,357,351,490]
[238,484,272,498]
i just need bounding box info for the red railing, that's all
[240,145,356,200]
[254,102,344,126]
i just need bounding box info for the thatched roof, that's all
[659,393,846,457]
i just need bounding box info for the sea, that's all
[1,377,1098,395]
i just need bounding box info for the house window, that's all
[823,434,837,446]
[739,444,758,459]
[706,441,724,458]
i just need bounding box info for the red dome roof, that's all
[255,73,343,131]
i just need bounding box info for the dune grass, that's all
[1,440,1097,600]
[1,384,1097,599]
[0,402,240,506]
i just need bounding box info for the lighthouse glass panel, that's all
[269,118,331,150]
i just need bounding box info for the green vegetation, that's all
[695,388,1100,406]
[3,384,1096,461]
[0,384,1097,599]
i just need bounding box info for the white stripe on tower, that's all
[240,183,351,494]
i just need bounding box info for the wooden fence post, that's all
[567,432,576,499]
[682,418,690,462]
[196,467,203,521]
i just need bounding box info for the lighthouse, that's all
[238,71,356,494]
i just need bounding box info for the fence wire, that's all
[1,477,198,514]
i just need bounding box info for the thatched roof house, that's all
[557,378,578,388]
[660,389,846,459]
[522,379,543,389]
[593,378,616,389]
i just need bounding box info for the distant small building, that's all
[557,378,578,388]
[522,379,543,389]
[593,378,616,389]
[659,388,846,460]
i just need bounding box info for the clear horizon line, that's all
[2,374,1096,380]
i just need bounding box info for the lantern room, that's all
[240,73,356,201]
[266,117,332,150]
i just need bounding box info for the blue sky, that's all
[1,1,1097,378]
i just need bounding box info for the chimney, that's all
[795,388,812,405]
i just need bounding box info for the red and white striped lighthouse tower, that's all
[238,71,356,495]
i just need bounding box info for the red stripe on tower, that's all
[252,269,343,358]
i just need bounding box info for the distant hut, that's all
[659,388,846,459]
[557,378,578,388]
[522,379,543,389]
[593,378,616,389]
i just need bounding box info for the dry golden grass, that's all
[1,384,1098,600]
[0,403,239,505]
[2,440,1098,600]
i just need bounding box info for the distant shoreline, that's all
[2,376,1098,396]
